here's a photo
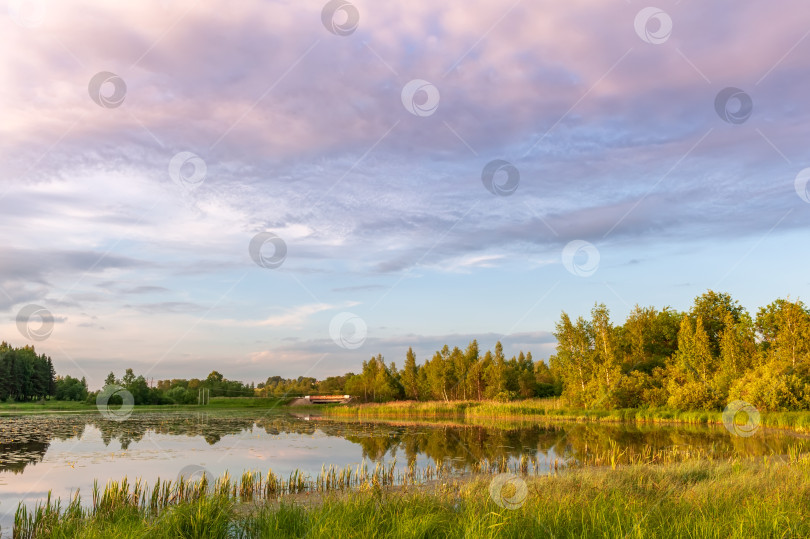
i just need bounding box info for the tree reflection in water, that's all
[0,412,805,474]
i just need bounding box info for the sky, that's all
[1,0,810,388]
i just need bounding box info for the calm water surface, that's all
[0,409,803,533]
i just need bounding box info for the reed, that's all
[13,451,810,538]
[322,399,810,432]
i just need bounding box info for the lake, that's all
[0,409,804,533]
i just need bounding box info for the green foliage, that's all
[729,367,810,411]
[54,375,88,401]
[666,316,721,410]
[400,347,419,400]
[545,290,810,412]
[316,290,809,413]
[156,371,256,404]
[613,371,655,408]
[689,290,746,356]
[0,342,56,401]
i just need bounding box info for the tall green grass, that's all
[14,458,473,538]
[14,453,810,538]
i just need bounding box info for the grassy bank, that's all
[323,399,810,432]
[0,400,90,413]
[13,454,810,538]
[0,397,296,415]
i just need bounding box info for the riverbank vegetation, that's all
[13,451,810,538]
[324,398,810,432]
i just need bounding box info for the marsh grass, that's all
[13,451,810,538]
[323,399,810,432]
[13,458,456,538]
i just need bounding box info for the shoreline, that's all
[321,399,810,434]
[4,398,810,435]
[5,397,810,440]
[0,398,299,415]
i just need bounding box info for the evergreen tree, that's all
[47,358,57,398]
[401,347,420,400]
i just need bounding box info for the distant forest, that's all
[3,290,809,412]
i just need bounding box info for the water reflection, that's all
[317,417,805,471]
[0,411,804,475]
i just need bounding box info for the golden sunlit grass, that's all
[324,398,810,432]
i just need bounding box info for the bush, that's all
[729,367,810,411]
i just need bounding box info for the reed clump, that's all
[13,450,810,538]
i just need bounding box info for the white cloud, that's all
[256,303,335,328]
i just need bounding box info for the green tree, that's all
[551,313,593,407]
[422,351,448,401]
[534,360,557,397]
[515,351,537,398]
[667,315,718,409]
[401,347,420,400]
[590,304,622,407]
[689,290,745,357]
[122,368,136,387]
[55,376,88,401]
[462,340,480,400]
[715,311,756,398]
[757,298,810,373]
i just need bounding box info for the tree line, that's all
[550,291,810,411]
[258,290,810,412]
[0,342,57,401]
[4,290,809,412]
[92,369,256,405]
[0,343,258,406]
